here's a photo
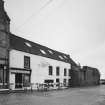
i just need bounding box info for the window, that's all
[40,49,46,55]
[63,79,66,86]
[0,69,3,83]
[58,55,64,60]
[56,67,60,76]
[56,78,60,83]
[23,74,30,87]
[84,71,86,80]
[49,66,53,75]
[63,55,67,59]
[68,69,71,76]
[48,50,53,54]
[56,78,60,86]
[64,68,67,76]
[25,42,32,47]
[24,56,30,69]
[0,65,7,89]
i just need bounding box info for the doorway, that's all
[15,73,22,88]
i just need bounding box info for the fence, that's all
[0,82,69,92]
[8,82,69,91]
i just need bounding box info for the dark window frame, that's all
[24,56,30,69]
[56,67,60,76]
[0,65,8,89]
[68,69,71,76]
[64,68,67,76]
[49,66,53,75]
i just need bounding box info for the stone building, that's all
[0,0,10,89]
[70,65,100,87]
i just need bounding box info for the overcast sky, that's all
[4,0,105,78]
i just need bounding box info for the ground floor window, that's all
[0,65,7,89]
[44,79,54,88]
[15,73,31,88]
[56,78,60,86]
[23,74,30,87]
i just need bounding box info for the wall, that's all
[70,66,100,87]
[9,49,71,86]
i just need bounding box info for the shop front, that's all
[10,68,31,90]
[0,58,8,89]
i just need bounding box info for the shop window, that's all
[64,68,67,76]
[23,74,30,87]
[0,65,7,89]
[24,56,30,69]
[0,69,3,83]
[49,66,53,75]
[56,67,60,76]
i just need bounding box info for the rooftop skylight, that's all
[40,49,46,55]
[48,50,53,54]
[58,55,64,60]
[63,55,67,59]
[25,42,32,47]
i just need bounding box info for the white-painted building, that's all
[9,34,71,90]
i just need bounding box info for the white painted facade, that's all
[9,49,71,90]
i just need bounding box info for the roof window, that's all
[58,55,64,60]
[40,49,46,55]
[25,42,32,47]
[48,50,53,54]
[63,55,67,59]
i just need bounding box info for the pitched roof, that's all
[9,33,70,63]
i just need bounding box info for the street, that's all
[0,85,105,105]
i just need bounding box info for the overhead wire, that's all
[15,0,53,31]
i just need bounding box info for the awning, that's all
[10,67,31,74]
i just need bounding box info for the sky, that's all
[4,0,105,78]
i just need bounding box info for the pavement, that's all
[0,85,105,105]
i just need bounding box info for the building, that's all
[0,0,10,89]
[0,0,71,90]
[70,65,100,87]
[9,34,71,90]
[0,0,100,91]
[81,66,100,86]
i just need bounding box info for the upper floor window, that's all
[56,67,60,76]
[68,69,71,76]
[64,68,67,76]
[24,56,30,69]
[49,66,53,75]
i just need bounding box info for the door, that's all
[15,73,22,88]
[10,73,15,90]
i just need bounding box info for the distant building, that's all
[81,66,100,86]
[70,65,100,87]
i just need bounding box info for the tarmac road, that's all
[0,85,105,105]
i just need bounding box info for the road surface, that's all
[0,85,105,105]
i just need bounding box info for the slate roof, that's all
[9,33,71,63]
